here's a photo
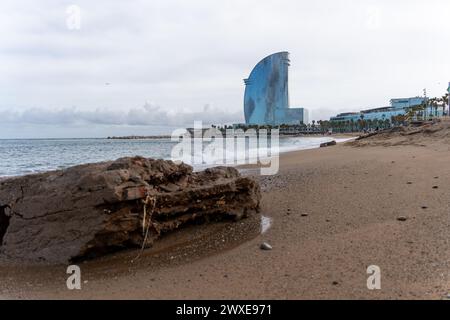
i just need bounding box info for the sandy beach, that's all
[1,123,450,300]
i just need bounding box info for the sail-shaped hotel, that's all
[243,52,308,126]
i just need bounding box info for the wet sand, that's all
[1,132,450,299]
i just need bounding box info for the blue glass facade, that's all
[390,97,426,109]
[244,52,307,125]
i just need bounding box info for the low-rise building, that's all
[330,96,444,124]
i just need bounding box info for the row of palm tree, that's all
[317,118,393,133]
[404,95,448,121]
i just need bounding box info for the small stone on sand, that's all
[397,216,408,222]
[260,242,273,251]
[301,213,309,217]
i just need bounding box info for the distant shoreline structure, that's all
[107,135,171,140]
[107,124,354,140]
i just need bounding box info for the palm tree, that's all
[317,120,324,133]
[406,102,426,121]
[427,97,438,118]
[330,121,337,133]
[359,114,366,131]
[372,119,378,129]
[349,119,355,132]
[390,116,396,127]
[323,120,331,133]
[441,93,449,116]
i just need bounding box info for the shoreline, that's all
[0,135,356,179]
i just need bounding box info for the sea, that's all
[0,136,348,177]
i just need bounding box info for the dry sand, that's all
[1,122,449,299]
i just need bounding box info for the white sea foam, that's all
[188,136,352,171]
[0,136,353,177]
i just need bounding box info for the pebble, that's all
[332,281,339,286]
[432,186,439,189]
[301,213,309,217]
[260,242,273,251]
[397,216,408,222]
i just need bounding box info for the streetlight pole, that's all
[423,88,428,121]
[447,82,450,116]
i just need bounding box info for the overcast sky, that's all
[1,0,449,138]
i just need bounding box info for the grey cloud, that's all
[0,103,243,127]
